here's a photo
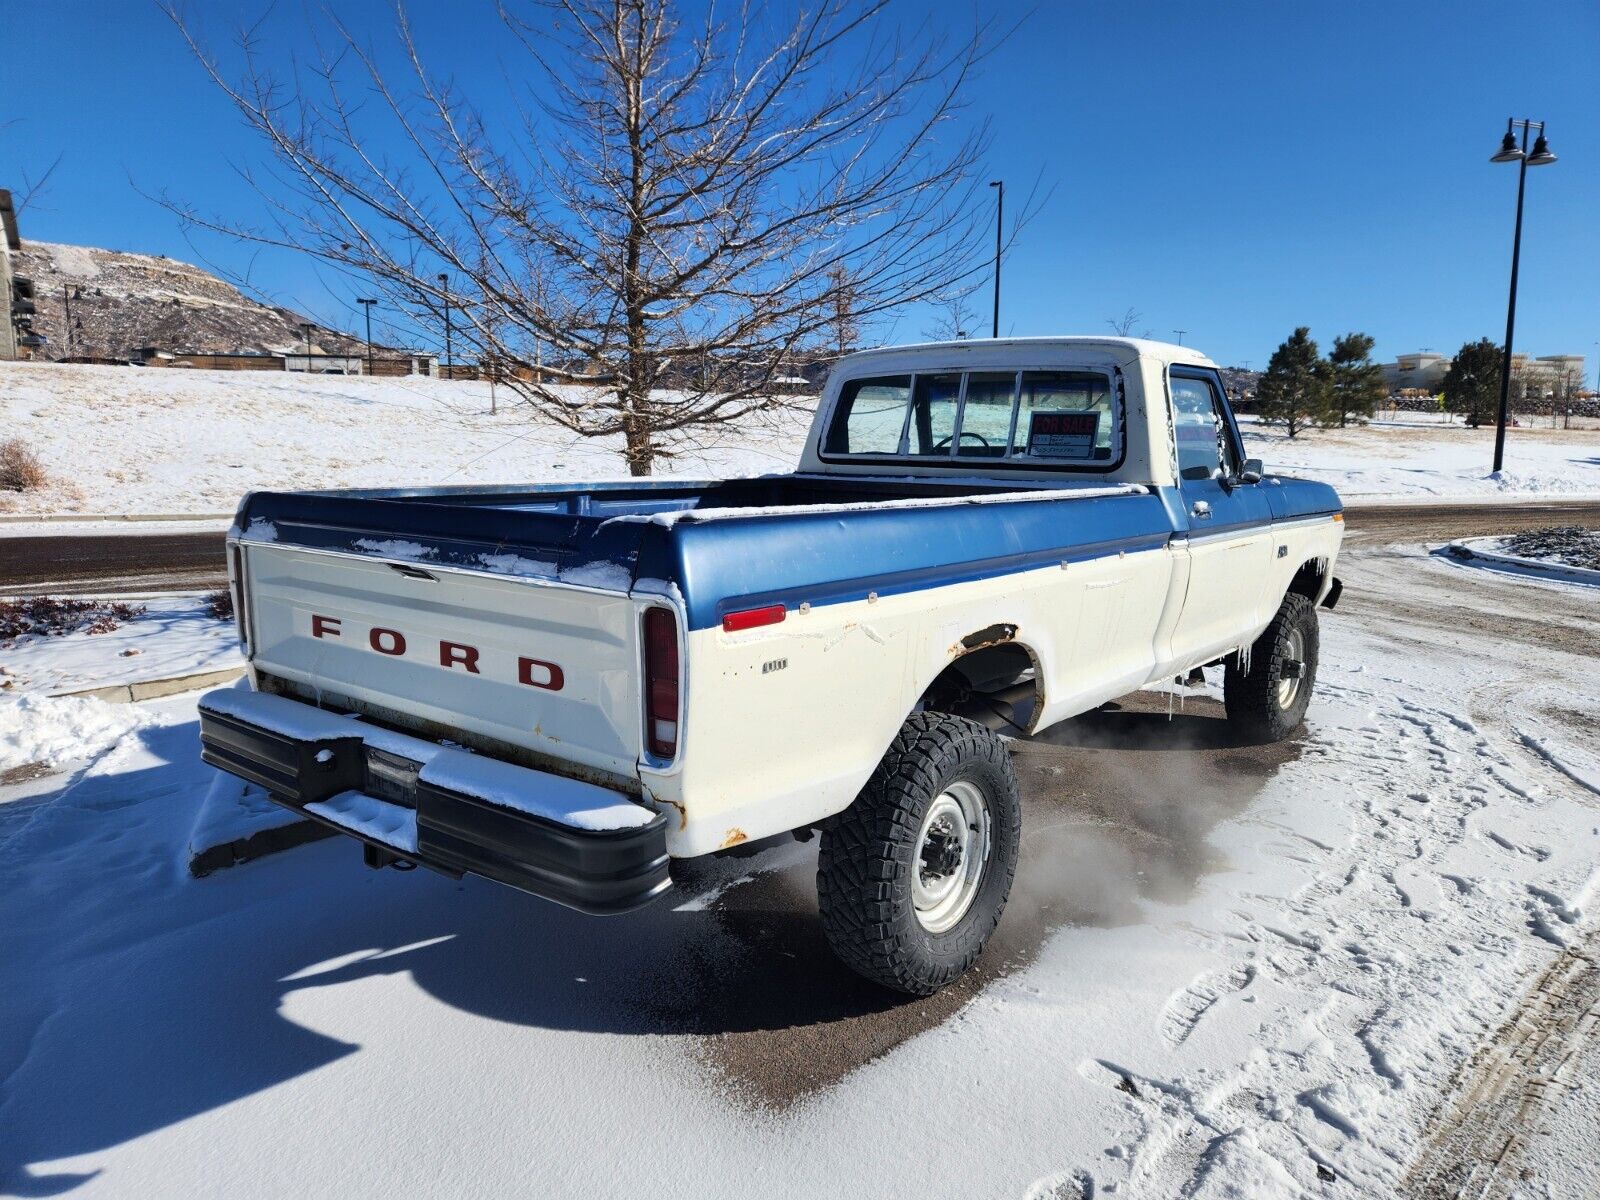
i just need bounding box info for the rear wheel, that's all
[1224,592,1320,741]
[817,713,1021,995]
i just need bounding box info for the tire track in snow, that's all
[1403,932,1600,1200]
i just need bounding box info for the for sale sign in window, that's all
[1025,411,1101,459]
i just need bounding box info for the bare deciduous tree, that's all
[922,288,979,341]
[162,0,1009,475]
[1105,307,1149,338]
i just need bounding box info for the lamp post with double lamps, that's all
[1488,119,1557,474]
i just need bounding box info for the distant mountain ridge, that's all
[15,240,379,360]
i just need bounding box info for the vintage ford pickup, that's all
[198,337,1343,993]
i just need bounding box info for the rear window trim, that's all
[819,365,1127,473]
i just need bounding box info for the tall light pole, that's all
[356,298,378,375]
[988,180,1003,339]
[1172,329,1187,346]
[1488,118,1557,474]
[437,272,453,380]
[299,322,314,365]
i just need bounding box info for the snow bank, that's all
[0,692,149,771]
[1447,536,1600,587]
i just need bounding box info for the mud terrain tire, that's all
[817,713,1021,995]
[1224,592,1320,742]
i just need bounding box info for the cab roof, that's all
[835,336,1218,371]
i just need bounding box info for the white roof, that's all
[838,335,1217,371]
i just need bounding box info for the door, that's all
[1166,369,1275,666]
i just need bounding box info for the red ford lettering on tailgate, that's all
[518,657,565,691]
[319,616,563,689]
[369,627,407,655]
[440,641,480,673]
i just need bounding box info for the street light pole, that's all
[299,322,314,365]
[988,180,1003,339]
[437,272,452,380]
[356,299,378,374]
[1172,329,1187,346]
[1489,118,1557,474]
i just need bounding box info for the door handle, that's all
[1190,500,1212,519]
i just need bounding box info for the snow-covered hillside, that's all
[14,241,384,361]
[2,360,1598,516]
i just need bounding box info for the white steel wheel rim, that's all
[911,780,992,934]
[1278,626,1306,709]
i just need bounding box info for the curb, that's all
[0,512,232,524]
[54,665,245,704]
[188,818,337,878]
[1446,538,1600,587]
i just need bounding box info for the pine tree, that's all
[1328,332,1386,427]
[1256,327,1332,438]
[1441,338,1503,428]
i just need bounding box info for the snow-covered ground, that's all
[2,532,1598,1197]
[1240,412,1600,503]
[0,361,812,516]
[1,594,242,698]
[3,360,1599,516]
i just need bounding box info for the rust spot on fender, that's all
[719,827,749,849]
[955,623,1019,655]
[658,799,688,831]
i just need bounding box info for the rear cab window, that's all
[822,367,1124,470]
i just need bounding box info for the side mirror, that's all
[1239,458,1264,484]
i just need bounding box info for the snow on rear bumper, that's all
[196,688,671,915]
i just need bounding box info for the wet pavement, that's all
[679,691,1302,1108]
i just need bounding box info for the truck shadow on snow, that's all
[2,696,1300,1192]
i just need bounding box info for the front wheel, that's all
[1224,592,1320,741]
[817,713,1021,995]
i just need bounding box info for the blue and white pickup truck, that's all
[199,337,1343,993]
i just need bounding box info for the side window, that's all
[907,373,962,455]
[954,372,1015,457]
[1013,371,1119,462]
[824,376,911,455]
[1170,374,1238,481]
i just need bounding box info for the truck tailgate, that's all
[241,542,645,785]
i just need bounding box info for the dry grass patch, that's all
[0,438,47,491]
[0,597,147,642]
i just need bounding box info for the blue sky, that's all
[4,0,1597,375]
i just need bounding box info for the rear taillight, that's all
[643,607,680,759]
[229,544,251,654]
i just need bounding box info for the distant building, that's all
[1382,352,1451,392]
[1382,350,1586,397]
[128,347,439,376]
[1513,353,1585,396]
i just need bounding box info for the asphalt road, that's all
[3,498,1599,597]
